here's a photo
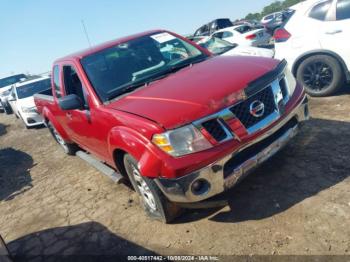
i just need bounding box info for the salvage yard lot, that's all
[0,91,350,256]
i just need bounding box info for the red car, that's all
[34,30,309,223]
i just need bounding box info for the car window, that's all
[309,0,332,21]
[337,0,350,20]
[212,32,224,39]
[16,79,51,99]
[53,65,61,98]
[0,74,26,88]
[222,31,233,38]
[235,25,251,34]
[265,14,274,20]
[63,65,87,107]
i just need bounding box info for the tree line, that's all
[244,0,304,21]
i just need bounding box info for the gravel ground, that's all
[0,89,350,260]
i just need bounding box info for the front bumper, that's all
[22,112,44,127]
[155,96,309,203]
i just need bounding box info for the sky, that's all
[0,0,274,78]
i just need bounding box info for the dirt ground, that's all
[0,88,350,259]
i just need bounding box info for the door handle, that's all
[325,29,343,35]
[66,112,73,120]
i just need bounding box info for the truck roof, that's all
[55,29,163,63]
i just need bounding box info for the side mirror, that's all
[8,96,15,102]
[58,94,83,111]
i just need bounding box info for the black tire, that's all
[296,55,343,97]
[1,101,12,115]
[123,154,182,223]
[47,121,77,155]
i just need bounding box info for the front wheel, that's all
[47,122,77,155]
[296,55,343,97]
[123,154,182,223]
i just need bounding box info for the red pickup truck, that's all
[34,30,309,222]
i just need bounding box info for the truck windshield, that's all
[0,74,26,88]
[16,79,51,99]
[81,32,208,102]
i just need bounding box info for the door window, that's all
[309,0,332,20]
[222,31,234,38]
[337,0,350,20]
[63,66,87,108]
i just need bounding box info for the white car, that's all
[189,36,274,58]
[274,0,350,96]
[8,77,51,128]
[261,12,283,24]
[211,25,271,47]
[0,74,27,114]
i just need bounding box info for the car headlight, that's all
[152,125,212,157]
[284,65,297,95]
[21,106,37,113]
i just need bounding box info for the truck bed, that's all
[34,88,54,102]
[34,88,55,115]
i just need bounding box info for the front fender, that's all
[108,126,163,178]
[42,108,72,142]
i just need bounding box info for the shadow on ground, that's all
[0,148,34,201]
[175,117,350,223]
[6,222,157,261]
[0,123,9,137]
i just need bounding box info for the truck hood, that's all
[107,56,279,129]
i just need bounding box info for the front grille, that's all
[201,119,227,142]
[230,87,276,129]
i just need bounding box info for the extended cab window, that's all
[53,65,62,98]
[81,32,207,102]
[337,0,350,20]
[309,0,332,20]
[63,66,87,107]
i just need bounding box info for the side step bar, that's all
[76,151,123,183]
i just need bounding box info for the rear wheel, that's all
[297,55,343,97]
[47,122,77,155]
[123,154,182,223]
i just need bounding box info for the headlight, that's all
[284,65,296,95]
[152,125,212,157]
[21,106,37,113]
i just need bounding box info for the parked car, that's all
[8,76,50,127]
[274,0,350,96]
[0,74,27,114]
[193,18,233,37]
[188,36,275,58]
[261,11,283,24]
[34,30,309,223]
[233,19,265,29]
[264,10,295,34]
[211,25,271,47]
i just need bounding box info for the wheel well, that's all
[113,149,128,178]
[292,52,349,81]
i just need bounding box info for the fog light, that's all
[191,179,210,196]
[27,118,36,124]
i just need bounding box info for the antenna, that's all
[81,20,92,48]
